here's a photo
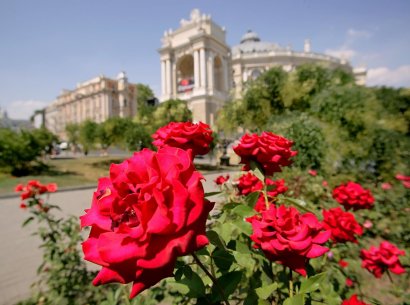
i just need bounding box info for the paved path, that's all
[0,170,237,305]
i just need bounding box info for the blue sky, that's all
[1,0,409,119]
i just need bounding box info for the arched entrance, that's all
[177,55,194,93]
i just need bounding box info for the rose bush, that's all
[214,174,229,185]
[360,241,406,278]
[233,131,297,176]
[342,294,370,305]
[151,121,213,157]
[332,181,375,211]
[247,204,331,276]
[80,147,214,298]
[322,207,363,244]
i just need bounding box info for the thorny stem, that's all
[192,252,230,305]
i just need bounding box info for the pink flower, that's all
[322,180,328,187]
[80,147,214,298]
[308,169,317,176]
[332,182,374,211]
[247,204,330,276]
[402,181,410,189]
[342,294,370,305]
[363,220,373,229]
[395,174,410,181]
[360,241,406,278]
[152,121,213,157]
[233,132,297,176]
[46,183,58,193]
[214,174,229,185]
[381,182,392,190]
[322,207,363,244]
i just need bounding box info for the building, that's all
[159,9,367,125]
[45,72,138,139]
[0,107,33,131]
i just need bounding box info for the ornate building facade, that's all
[160,9,367,125]
[45,72,137,139]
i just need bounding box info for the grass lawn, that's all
[0,156,234,196]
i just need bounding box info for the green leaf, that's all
[213,248,234,271]
[232,219,252,235]
[232,204,255,218]
[207,230,227,250]
[245,192,260,208]
[255,282,278,299]
[258,300,271,305]
[174,267,184,281]
[178,272,206,297]
[283,294,304,305]
[22,216,34,227]
[299,272,326,294]
[168,281,190,294]
[211,271,242,302]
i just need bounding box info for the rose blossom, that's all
[363,220,373,229]
[308,169,317,176]
[214,174,229,185]
[322,180,328,187]
[395,174,410,188]
[15,180,57,200]
[253,179,288,212]
[381,182,392,190]
[332,182,374,211]
[360,241,406,278]
[345,278,354,287]
[80,147,214,298]
[152,121,213,157]
[247,204,330,276]
[237,172,263,196]
[339,259,349,268]
[342,294,370,305]
[233,132,297,176]
[322,207,363,244]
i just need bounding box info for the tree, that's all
[65,123,80,152]
[151,99,192,132]
[79,120,98,155]
[135,84,156,123]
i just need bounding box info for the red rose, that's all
[214,174,229,185]
[152,121,213,157]
[345,278,354,287]
[308,169,317,176]
[233,132,297,176]
[322,180,328,187]
[19,203,27,209]
[15,180,57,200]
[360,241,406,278]
[342,294,370,305]
[395,174,410,181]
[253,179,288,212]
[339,259,349,268]
[322,207,363,244]
[332,182,374,211]
[80,147,214,298]
[247,204,330,276]
[237,172,263,196]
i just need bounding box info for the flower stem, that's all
[192,252,230,305]
[386,270,394,283]
[288,268,294,297]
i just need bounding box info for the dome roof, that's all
[240,30,261,43]
[232,30,285,55]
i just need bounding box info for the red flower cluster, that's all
[247,205,330,276]
[395,173,410,189]
[237,172,263,196]
[152,121,213,157]
[332,182,374,211]
[322,207,363,244]
[360,241,406,278]
[80,147,214,298]
[214,174,229,185]
[15,180,57,200]
[342,294,370,305]
[233,132,297,176]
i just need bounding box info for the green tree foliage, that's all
[135,83,156,124]
[79,120,98,155]
[151,99,192,132]
[0,128,57,176]
[65,123,80,150]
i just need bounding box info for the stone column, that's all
[161,60,166,96]
[207,51,214,90]
[200,48,207,88]
[223,57,229,92]
[194,50,200,89]
[166,59,172,97]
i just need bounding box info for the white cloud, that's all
[5,100,48,120]
[325,47,356,60]
[325,28,372,61]
[367,65,410,87]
